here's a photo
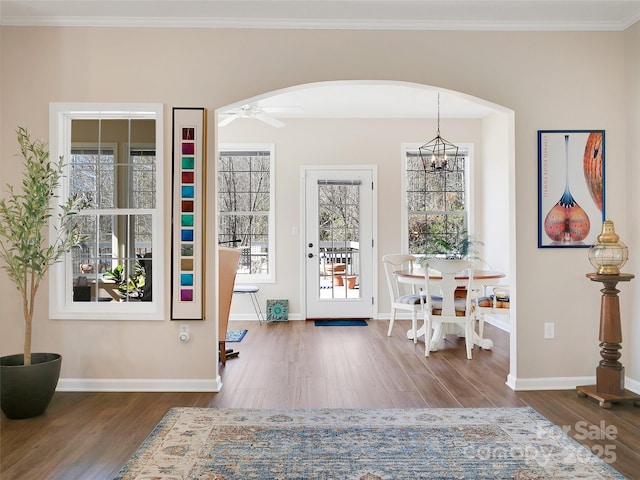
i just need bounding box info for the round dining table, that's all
[393,267,505,352]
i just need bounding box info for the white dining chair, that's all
[473,284,510,338]
[422,258,476,359]
[382,254,425,343]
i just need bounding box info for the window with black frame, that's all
[405,148,468,257]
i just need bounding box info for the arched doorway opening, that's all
[214,80,516,384]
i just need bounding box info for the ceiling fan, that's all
[218,104,301,128]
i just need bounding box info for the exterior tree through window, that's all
[218,145,275,283]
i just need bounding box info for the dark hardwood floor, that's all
[2,320,638,479]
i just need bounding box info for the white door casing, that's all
[302,166,376,319]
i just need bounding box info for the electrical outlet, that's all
[544,322,555,339]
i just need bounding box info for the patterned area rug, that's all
[115,407,625,480]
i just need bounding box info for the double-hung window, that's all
[403,144,470,256]
[218,145,275,283]
[49,103,164,320]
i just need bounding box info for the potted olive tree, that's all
[0,126,84,419]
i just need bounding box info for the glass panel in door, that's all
[318,180,361,300]
[304,168,374,319]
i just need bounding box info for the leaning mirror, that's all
[49,104,165,320]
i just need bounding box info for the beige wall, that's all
[219,116,493,318]
[0,26,636,390]
[625,21,640,386]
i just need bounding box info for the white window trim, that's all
[400,142,475,256]
[49,103,165,320]
[218,143,276,284]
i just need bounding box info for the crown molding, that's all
[1,15,637,31]
[2,0,639,31]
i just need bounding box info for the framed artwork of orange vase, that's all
[538,130,605,248]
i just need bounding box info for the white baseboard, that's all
[57,377,222,392]
[231,314,507,326]
[506,374,640,394]
[624,376,640,394]
[58,371,639,396]
[482,314,510,332]
[229,313,305,321]
[506,374,594,391]
[377,313,511,333]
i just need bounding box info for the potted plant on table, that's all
[0,126,85,419]
[103,259,148,300]
[422,229,483,261]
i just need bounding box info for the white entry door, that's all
[303,167,375,319]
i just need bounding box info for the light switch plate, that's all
[544,322,555,339]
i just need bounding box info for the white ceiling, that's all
[223,82,501,121]
[2,1,640,30]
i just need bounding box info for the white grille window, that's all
[49,103,164,320]
[218,145,275,283]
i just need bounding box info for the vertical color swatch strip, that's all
[180,127,196,302]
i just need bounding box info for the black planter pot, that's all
[0,353,62,419]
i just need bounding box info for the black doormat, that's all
[314,319,368,327]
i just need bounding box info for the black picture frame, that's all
[171,107,207,320]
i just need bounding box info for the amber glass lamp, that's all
[588,220,628,275]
